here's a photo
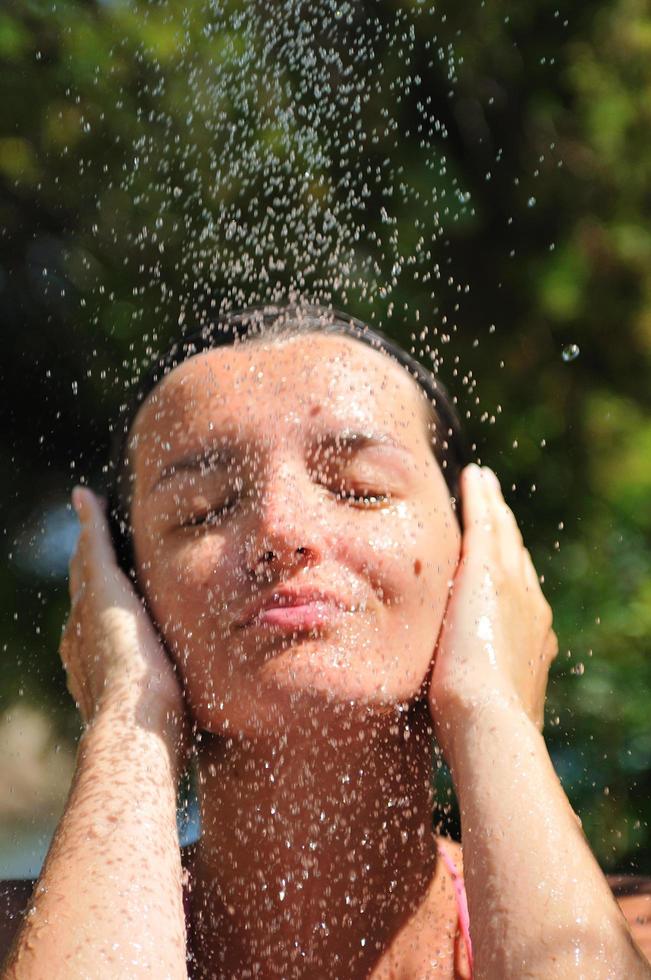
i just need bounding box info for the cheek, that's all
[415,510,461,627]
[343,501,459,608]
[338,504,418,600]
[140,533,236,637]
[347,503,460,687]
[172,537,228,586]
[141,540,241,712]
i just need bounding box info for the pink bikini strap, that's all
[437,839,474,975]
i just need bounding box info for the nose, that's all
[244,457,326,580]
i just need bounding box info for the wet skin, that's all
[129,332,462,737]
[125,332,465,976]
[9,334,647,979]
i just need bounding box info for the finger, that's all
[69,575,86,608]
[68,529,92,602]
[68,548,83,599]
[69,495,92,598]
[522,547,543,595]
[543,628,559,664]
[59,619,71,667]
[483,468,524,547]
[59,608,81,672]
[522,550,554,632]
[72,486,119,573]
[459,463,492,555]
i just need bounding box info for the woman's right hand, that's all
[61,486,187,752]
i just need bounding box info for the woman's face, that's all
[129,333,461,734]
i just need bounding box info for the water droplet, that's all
[173,186,182,199]
[562,343,580,362]
[527,196,536,207]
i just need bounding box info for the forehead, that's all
[130,333,430,462]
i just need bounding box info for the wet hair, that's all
[106,303,471,577]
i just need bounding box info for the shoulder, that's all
[436,836,467,896]
[435,838,472,979]
[437,836,464,870]
[0,880,34,964]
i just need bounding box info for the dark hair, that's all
[106,303,471,577]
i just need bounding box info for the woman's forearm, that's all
[3,696,187,980]
[448,700,650,980]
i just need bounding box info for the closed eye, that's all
[332,487,391,507]
[180,499,237,527]
[179,485,392,526]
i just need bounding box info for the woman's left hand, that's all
[429,463,559,762]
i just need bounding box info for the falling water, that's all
[2,1,650,975]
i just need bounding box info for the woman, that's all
[3,304,650,978]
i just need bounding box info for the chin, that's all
[189,636,429,737]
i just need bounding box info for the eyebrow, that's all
[150,445,234,494]
[149,429,412,494]
[313,429,411,455]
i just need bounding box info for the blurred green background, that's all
[1,0,649,877]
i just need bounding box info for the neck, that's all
[190,701,438,978]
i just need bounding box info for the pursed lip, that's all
[233,588,353,629]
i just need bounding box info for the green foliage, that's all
[1,0,649,874]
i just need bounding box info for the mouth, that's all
[234,589,355,632]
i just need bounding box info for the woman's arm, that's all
[449,701,648,978]
[430,465,650,979]
[2,489,188,980]
[4,699,186,980]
